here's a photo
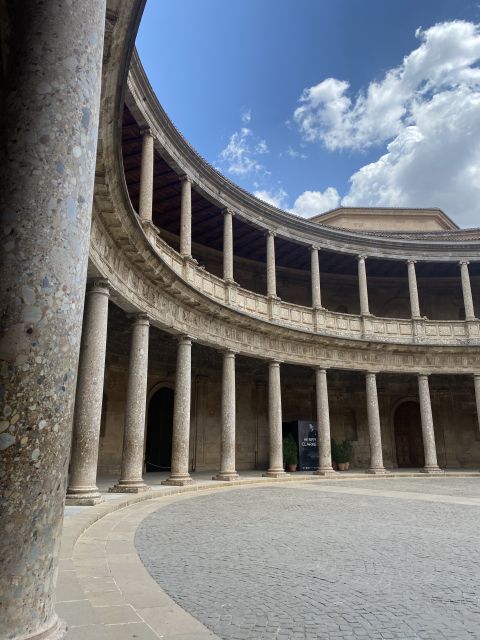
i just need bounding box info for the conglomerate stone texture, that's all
[136,479,480,640]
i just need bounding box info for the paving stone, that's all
[135,479,480,640]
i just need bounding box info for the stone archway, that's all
[145,387,174,472]
[394,401,425,468]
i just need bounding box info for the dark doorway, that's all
[145,387,174,472]
[394,401,425,468]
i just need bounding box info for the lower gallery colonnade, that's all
[64,277,480,506]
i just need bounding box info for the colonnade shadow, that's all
[145,387,174,472]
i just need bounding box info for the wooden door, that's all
[394,401,425,468]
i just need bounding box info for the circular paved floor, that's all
[135,478,480,640]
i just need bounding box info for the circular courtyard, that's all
[135,478,480,640]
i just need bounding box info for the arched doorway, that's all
[394,401,425,468]
[145,387,174,472]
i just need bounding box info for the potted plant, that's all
[283,434,298,472]
[332,439,353,471]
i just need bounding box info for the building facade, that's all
[1,2,480,639]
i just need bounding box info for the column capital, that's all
[140,126,153,137]
[473,373,480,380]
[223,349,237,358]
[459,259,470,266]
[417,372,430,379]
[407,259,417,265]
[311,244,320,252]
[179,174,192,184]
[315,366,328,374]
[358,254,367,261]
[364,370,378,377]
[129,313,150,327]
[87,278,110,296]
[268,359,282,367]
[265,229,276,238]
[222,207,234,217]
[177,334,194,346]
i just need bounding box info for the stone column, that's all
[0,2,106,638]
[223,209,235,283]
[263,361,286,477]
[179,176,192,258]
[214,351,239,481]
[358,255,370,315]
[365,372,387,474]
[138,129,154,223]
[407,260,421,319]
[474,374,480,435]
[313,368,335,475]
[163,336,194,485]
[460,261,476,321]
[110,315,151,493]
[66,279,110,504]
[418,374,442,473]
[311,246,322,309]
[266,230,277,298]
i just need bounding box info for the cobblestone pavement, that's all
[135,478,480,640]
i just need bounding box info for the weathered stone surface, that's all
[0,1,106,638]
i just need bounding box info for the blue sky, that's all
[137,1,480,226]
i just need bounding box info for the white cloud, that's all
[241,108,251,123]
[286,146,307,159]
[254,187,288,209]
[291,188,341,217]
[292,20,480,226]
[218,127,269,176]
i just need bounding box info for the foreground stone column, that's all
[311,246,322,309]
[214,351,239,481]
[365,372,387,474]
[110,315,151,493]
[266,230,277,298]
[66,280,110,504]
[407,260,421,319]
[358,255,370,315]
[0,2,106,638]
[474,374,480,435]
[264,361,287,477]
[313,368,335,475]
[180,176,192,258]
[138,128,154,223]
[460,261,475,320]
[163,336,194,485]
[418,374,442,472]
[223,209,235,283]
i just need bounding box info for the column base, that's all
[161,474,194,486]
[262,469,288,478]
[419,466,444,474]
[366,468,389,475]
[65,486,104,506]
[24,615,67,640]
[213,472,240,481]
[313,468,336,477]
[109,480,151,494]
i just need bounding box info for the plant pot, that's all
[337,462,350,471]
[287,464,297,472]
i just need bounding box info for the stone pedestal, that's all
[313,368,335,476]
[110,315,151,493]
[66,280,110,505]
[365,372,387,474]
[163,337,194,485]
[214,351,239,481]
[0,2,106,638]
[418,374,443,473]
[263,361,287,478]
